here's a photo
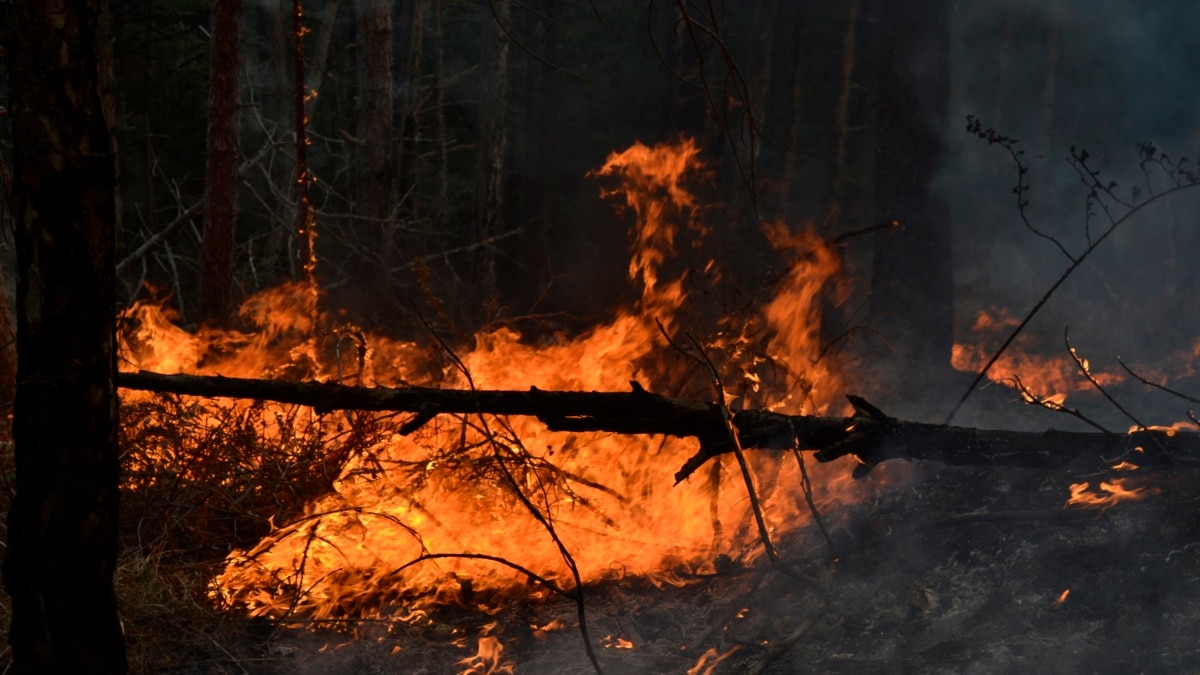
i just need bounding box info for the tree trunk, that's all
[355,0,395,298]
[292,0,317,285]
[2,1,127,672]
[200,0,245,327]
[473,0,511,320]
[117,372,1193,484]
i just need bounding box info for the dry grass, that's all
[0,396,397,673]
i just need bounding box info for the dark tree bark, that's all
[2,1,127,672]
[0,262,17,407]
[200,0,245,327]
[291,0,317,284]
[117,372,1193,486]
[472,0,512,319]
[355,0,395,296]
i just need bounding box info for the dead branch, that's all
[117,371,1200,481]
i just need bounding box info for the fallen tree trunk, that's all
[117,371,1199,481]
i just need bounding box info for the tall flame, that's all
[120,138,861,625]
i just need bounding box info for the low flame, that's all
[1065,478,1160,510]
[687,646,741,675]
[951,308,1123,402]
[119,138,866,631]
[601,635,635,650]
[457,632,513,675]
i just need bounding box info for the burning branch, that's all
[116,371,1200,479]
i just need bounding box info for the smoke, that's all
[938,0,1200,427]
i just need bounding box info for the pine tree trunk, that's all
[473,1,511,320]
[355,0,395,296]
[2,1,127,671]
[200,0,245,327]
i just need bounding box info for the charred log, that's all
[117,371,1198,482]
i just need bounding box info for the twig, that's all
[790,444,834,558]
[413,305,604,675]
[965,116,1075,261]
[205,634,251,675]
[829,220,901,245]
[386,552,570,598]
[1118,358,1200,406]
[1010,374,1113,434]
[945,122,1200,425]
[669,325,822,590]
[1063,329,1173,466]
[116,140,278,274]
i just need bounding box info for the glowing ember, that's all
[601,635,635,650]
[119,138,869,628]
[1054,589,1070,606]
[687,646,741,675]
[1065,478,1160,510]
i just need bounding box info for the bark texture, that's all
[472,1,512,317]
[355,0,395,295]
[2,1,127,671]
[200,0,245,327]
[117,372,1192,486]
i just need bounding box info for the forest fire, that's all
[117,139,868,632]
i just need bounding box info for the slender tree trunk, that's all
[473,0,511,320]
[2,1,127,672]
[0,161,16,407]
[200,0,245,327]
[355,0,395,295]
[393,0,426,266]
[433,0,449,230]
[292,0,317,286]
[0,264,16,411]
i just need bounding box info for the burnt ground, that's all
[255,453,1200,675]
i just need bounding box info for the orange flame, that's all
[457,633,513,675]
[120,138,864,628]
[1065,478,1159,510]
[687,646,741,675]
[952,307,1123,402]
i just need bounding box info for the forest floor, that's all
[1,397,1198,674]
[83,451,1200,673]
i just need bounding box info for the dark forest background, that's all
[3,0,1200,420]
[3,2,1200,672]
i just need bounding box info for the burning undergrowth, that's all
[111,136,1200,673]
[115,138,873,662]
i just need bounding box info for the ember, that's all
[1054,589,1070,606]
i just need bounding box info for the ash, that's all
[264,457,1200,674]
